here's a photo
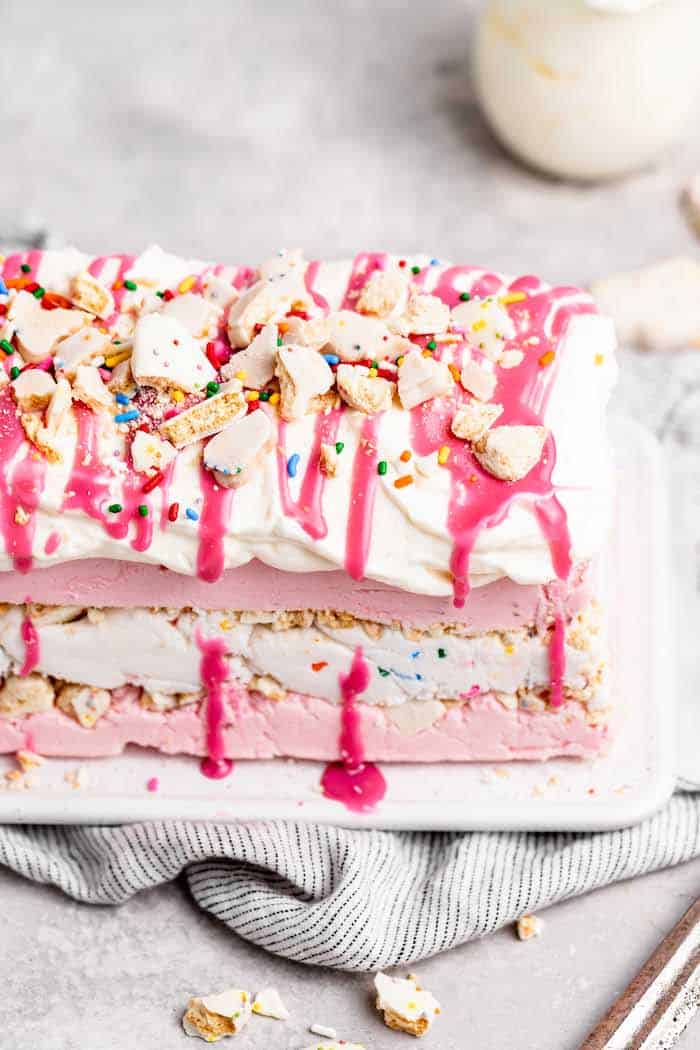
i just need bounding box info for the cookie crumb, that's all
[516,913,544,941]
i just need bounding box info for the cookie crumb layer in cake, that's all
[0,247,616,780]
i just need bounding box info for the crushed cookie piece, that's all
[222,323,278,389]
[393,289,450,337]
[160,382,245,448]
[203,409,274,488]
[459,359,497,402]
[374,972,441,1038]
[8,290,91,363]
[73,364,112,412]
[12,369,57,411]
[251,987,290,1020]
[451,400,503,442]
[160,292,222,340]
[473,425,547,482]
[516,913,544,941]
[336,364,394,414]
[70,271,115,319]
[451,297,516,362]
[275,345,334,421]
[228,271,307,347]
[0,675,55,718]
[356,268,409,318]
[319,442,339,477]
[324,309,407,363]
[183,988,252,1041]
[56,683,111,728]
[132,313,217,393]
[397,350,452,410]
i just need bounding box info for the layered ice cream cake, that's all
[0,246,616,804]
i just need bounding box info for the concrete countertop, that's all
[1,2,699,1047]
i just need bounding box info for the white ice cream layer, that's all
[0,605,602,704]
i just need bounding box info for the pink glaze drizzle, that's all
[44,531,61,555]
[196,631,233,779]
[341,252,388,309]
[63,405,156,552]
[277,409,342,540]
[2,249,44,282]
[344,414,382,580]
[197,464,234,582]
[146,776,160,792]
[305,260,330,313]
[409,275,591,606]
[320,647,386,812]
[0,391,47,572]
[20,615,40,676]
[88,254,136,323]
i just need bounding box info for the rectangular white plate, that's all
[0,417,676,830]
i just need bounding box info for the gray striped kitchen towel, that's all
[1,795,699,971]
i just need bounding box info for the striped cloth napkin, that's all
[1,796,698,971]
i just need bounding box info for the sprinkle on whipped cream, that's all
[0,245,616,605]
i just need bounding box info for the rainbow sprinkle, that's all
[287,453,300,478]
[114,409,139,424]
[185,507,199,522]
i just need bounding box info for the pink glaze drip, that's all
[196,630,233,779]
[305,260,330,313]
[2,249,44,282]
[63,405,156,552]
[197,463,234,582]
[146,776,160,792]
[344,414,382,580]
[88,254,136,323]
[232,265,257,290]
[44,531,61,556]
[20,615,39,676]
[320,647,386,812]
[409,274,593,606]
[341,252,388,309]
[549,609,566,709]
[277,409,342,540]
[0,391,47,572]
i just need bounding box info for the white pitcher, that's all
[473,0,700,179]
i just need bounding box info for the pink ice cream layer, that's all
[0,558,594,630]
[0,688,607,762]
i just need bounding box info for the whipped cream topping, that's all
[0,247,616,599]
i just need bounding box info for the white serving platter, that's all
[0,417,676,830]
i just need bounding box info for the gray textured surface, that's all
[2,859,700,1050]
[1,1,700,1047]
